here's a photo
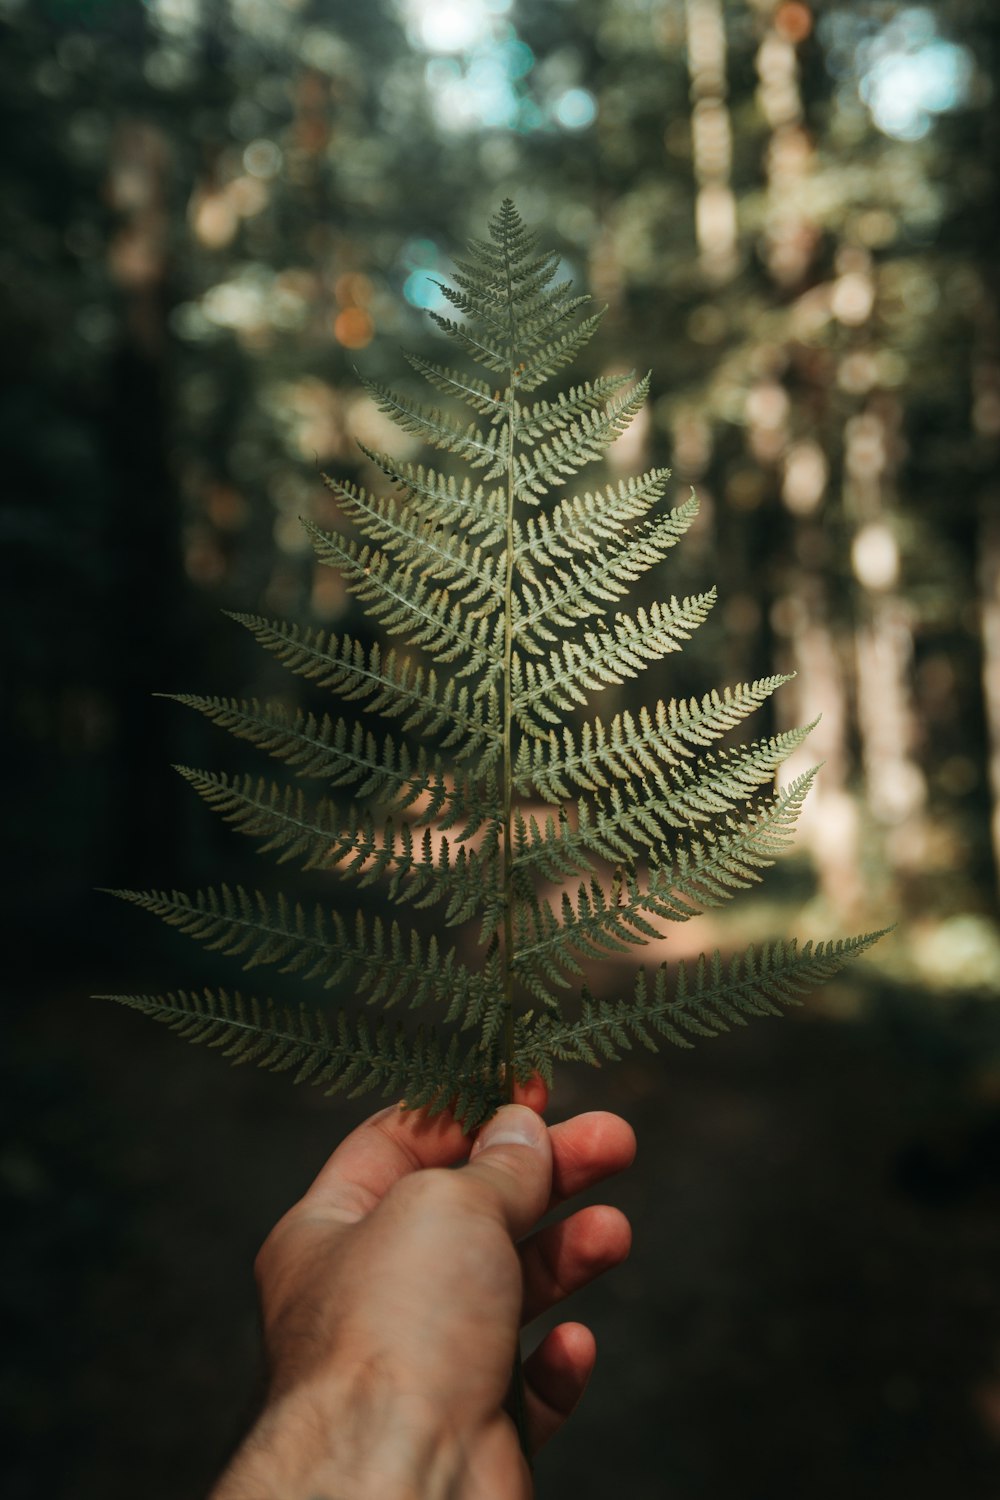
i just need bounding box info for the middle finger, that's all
[519,1202,632,1323]
[547,1111,637,1211]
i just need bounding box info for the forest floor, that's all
[4,967,1000,1500]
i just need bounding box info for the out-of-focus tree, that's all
[4,0,997,990]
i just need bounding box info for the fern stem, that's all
[501,225,519,1109]
[501,391,517,1113]
[500,214,533,1474]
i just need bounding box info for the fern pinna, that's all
[103,201,882,1130]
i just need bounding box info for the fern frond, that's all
[515,497,699,641]
[516,932,888,1073]
[516,470,676,564]
[320,476,504,608]
[173,768,501,926]
[517,674,794,801]
[303,522,504,671]
[514,376,650,500]
[435,276,589,354]
[361,379,510,477]
[108,200,884,1133]
[512,873,663,994]
[453,229,575,319]
[645,723,816,821]
[404,354,505,419]
[104,885,495,1018]
[512,591,717,731]
[101,989,502,1127]
[515,374,636,440]
[643,769,818,919]
[162,695,482,828]
[428,203,594,378]
[511,800,634,883]
[511,724,813,881]
[105,883,339,976]
[174,766,343,867]
[429,277,513,336]
[509,770,816,989]
[515,290,592,351]
[515,309,607,393]
[226,616,499,756]
[355,451,506,544]
[318,811,503,927]
[451,241,553,297]
[424,314,513,377]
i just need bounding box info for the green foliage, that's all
[102,202,884,1129]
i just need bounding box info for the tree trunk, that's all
[104,120,188,884]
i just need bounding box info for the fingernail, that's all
[471,1104,546,1156]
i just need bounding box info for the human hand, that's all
[211,1082,635,1500]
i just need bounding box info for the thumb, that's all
[464,1104,553,1240]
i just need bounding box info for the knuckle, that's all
[253,1204,301,1288]
[390,1166,466,1217]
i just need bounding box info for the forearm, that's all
[210,1374,463,1500]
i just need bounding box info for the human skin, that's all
[211,1079,636,1499]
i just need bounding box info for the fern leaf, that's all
[361,379,510,477]
[643,723,816,821]
[320,475,504,608]
[318,811,503,928]
[104,885,497,1019]
[517,932,888,1070]
[509,305,602,391]
[355,452,507,544]
[509,771,816,988]
[404,354,505,419]
[173,767,501,924]
[226,616,499,755]
[511,725,812,881]
[107,200,884,1131]
[304,521,507,676]
[512,591,718,732]
[512,872,665,993]
[434,274,588,352]
[424,314,513,376]
[174,767,343,867]
[643,769,818,919]
[513,376,650,500]
[101,989,502,1128]
[515,374,636,440]
[516,470,676,565]
[162,695,482,827]
[515,497,699,641]
[517,674,794,801]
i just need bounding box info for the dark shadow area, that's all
[5,975,1000,1499]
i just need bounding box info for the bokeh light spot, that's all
[500,38,534,80]
[405,0,491,53]
[403,269,448,311]
[774,2,812,45]
[243,138,283,179]
[852,523,900,591]
[334,307,375,349]
[858,9,974,141]
[553,88,597,130]
[403,237,439,269]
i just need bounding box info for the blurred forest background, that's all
[2,0,999,1497]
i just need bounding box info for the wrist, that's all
[211,1363,463,1500]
